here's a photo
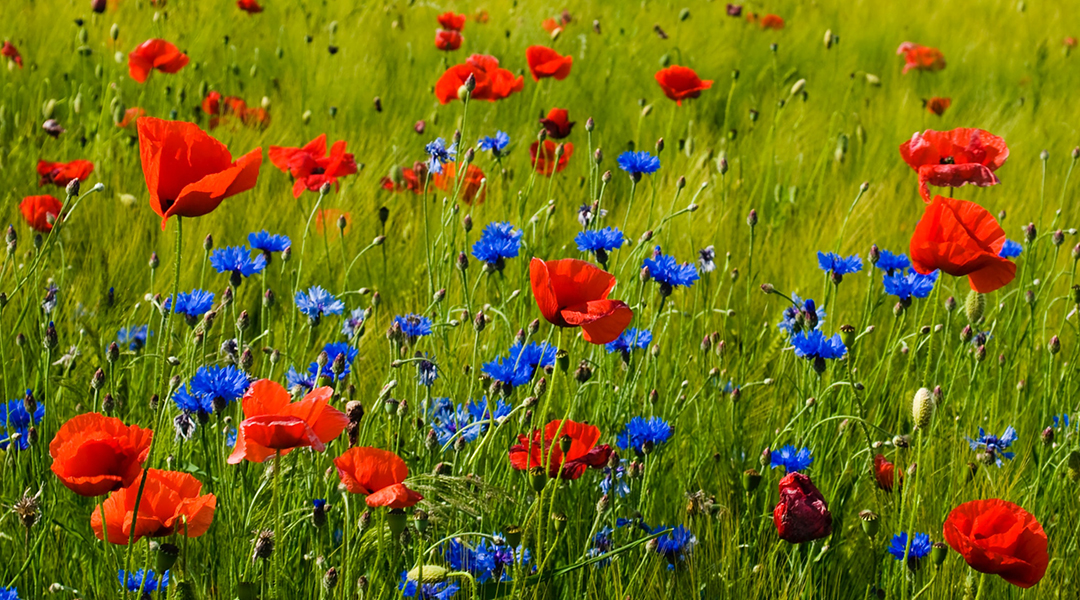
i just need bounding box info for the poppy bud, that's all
[601,170,612,184]
[649,389,659,404]
[964,291,985,323]
[859,510,879,538]
[912,387,935,430]
[1048,335,1061,354]
[156,542,180,573]
[790,79,806,96]
[742,469,762,492]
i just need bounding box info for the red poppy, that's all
[541,18,561,34]
[380,167,422,194]
[333,447,423,508]
[49,413,153,497]
[897,42,946,74]
[773,472,832,544]
[437,12,466,31]
[269,134,358,198]
[872,454,901,492]
[910,195,1016,293]
[508,419,612,479]
[943,499,1048,588]
[435,29,463,51]
[539,107,575,139]
[37,159,94,187]
[529,258,632,344]
[315,209,351,237]
[926,97,951,116]
[1065,37,1078,49]
[20,195,63,232]
[137,117,262,229]
[900,128,1008,201]
[473,10,489,24]
[655,66,713,106]
[759,14,785,29]
[128,39,189,84]
[237,0,262,13]
[432,162,487,205]
[526,46,573,81]
[91,469,216,545]
[227,379,348,464]
[434,54,524,104]
[1,41,22,68]
[529,141,573,176]
[116,107,147,129]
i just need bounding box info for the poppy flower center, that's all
[940,156,955,164]
[311,167,326,175]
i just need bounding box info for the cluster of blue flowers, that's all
[248,230,291,259]
[883,268,938,303]
[575,227,625,262]
[118,568,169,595]
[604,328,652,354]
[393,314,434,341]
[398,573,458,600]
[472,222,522,269]
[874,249,911,274]
[653,525,697,568]
[770,445,813,473]
[0,586,19,600]
[173,365,251,417]
[642,246,700,293]
[426,397,511,447]
[309,342,359,382]
[817,251,863,282]
[616,416,672,455]
[0,397,44,451]
[482,341,557,388]
[165,289,215,323]
[791,330,847,361]
[777,294,825,335]
[968,426,1017,466]
[295,285,345,323]
[444,536,530,584]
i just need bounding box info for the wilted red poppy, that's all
[897,42,946,74]
[333,446,423,508]
[380,167,421,194]
[91,469,216,545]
[530,258,632,344]
[872,454,901,492]
[655,66,713,106]
[37,159,94,187]
[116,107,147,129]
[435,30,463,51]
[529,141,573,176]
[773,472,832,544]
[437,11,466,31]
[128,39,189,83]
[1,41,22,68]
[926,97,951,116]
[138,117,262,229]
[227,379,348,464]
[539,107,575,139]
[943,499,1048,588]
[434,54,524,104]
[432,162,487,205]
[526,46,573,81]
[759,14,785,29]
[910,195,1016,293]
[508,419,612,479]
[269,134,358,198]
[49,412,153,497]
[315,209,351,237]
[900,128,1009,201]
[20,195,63,232]
[237,0,262,13]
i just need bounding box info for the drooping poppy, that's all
[655,66,713,106]
[529,140,573,176]
[128,39,189,83]
[91,469,216,545]
[435,30,463,51]
[36,159,94,187]
[437,11,466,31]
[237,0,262,13]
[900,128,1008,201]
[380,167,422,194]
[333,446,423,508]
[138,117,262,229]
[20,195,63,232]
[269,134,358,198]
[434,54,524,104]
[529,258,632,344]
[897,42,946,74]
[872,454,901,492]
[943,499,1048,588]
[1,41,23,68]
[116,107,147,129]
[773,472,832,544]
[509,419,611,480]
[227,379,348,464]
[432,162,487,205]
[910,195,1016,293]
[525,46,573,81]
[539,107,574,139]
[926,97,951,116]
[49,412,153,497]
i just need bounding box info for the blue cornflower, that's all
[617,150,661,181]
[118,569,169,595]
[653,525,697,568]
[393,314,433,340]
[313,499,327,510]
[425,138,457,175]
[883,269,939,302]
[642,246,700,292]
[817,251,863,281]
[477,131,510,157]
[165,290,215,321]
[770,445,813,473]
[209,246,266,284]
[587,527,615,566]
[399,571,460,600]
[427,397,510,446]
[116,325,150,351]
[295,286,345,323]
[1052,413,1073,429]
[778,295,826,334]
[308,342,359,381]
[286,366,316,393]
[471,222,522,268]
[0,586,20,600]
[575,227,625,256]
[416,355,438,387]
[791,330,847,360]
[0,399,44,451]
[173,365,250,415]
[444,537,528,584]
[605,328,652,354]
[999,239,1023,258]
[874,250,911,274]
[481,342,557,388]
[224,426,237,447]
[886,532,932,562]
[341,308,365,338]
[600,461,630,498]
[967,426,1018,467]
[248,230,291,258]
[616,416,673,455]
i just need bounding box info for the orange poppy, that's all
[525,46,573,81]
[1,41,23,68]
[529,258,632,344]
[128,39,189,83]
[899,128,1009,201]
[508,419,612,479]
[227,379,348,464]
[434,54,524,104]
[333,447,423,508]
[897,42,946,74]
[20,195,63,232]
[37,159,94,187]
[91,469,216,545]
[529,140,573,176]
[655,66,713,106]
[269,134,358,198]
[539,107,575,139]
[49,413,153,497]
[435,29,463,51]
[432,162,487,205]
[910,195,1016,293]
[926,97,951,116]
[437,12,466,31]
[137,117,262,229]
[237,0,262,13]
[117,107,147,129]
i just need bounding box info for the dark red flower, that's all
[530,258,632,344]
[381,167,422,194]
[435,29,463,51]
[726,4,743,17]
[37,159,94,187]
[872,454,901,492]
[1,41,23,68]
[526,46,573,81]
[434,54,524,104]
[539,107,575,139]
[773,472,832,544]
[91,469,216,545]
[925,97,951,116]
[432,162,487,205]
[137,117,262,229]
[128,39,189,84]
[237,0,262,13]
[508,419,612,480]
[900,128,1008,201]
[20,195,63,232]
[529,140,573,176]
[437,11,466,31]
[897,42,946,74]
[269,134,358,198]
[655,66,713,106]
[49,413,153,497]
[228,379,349,464]
[910,195,1016,293]
[333,447,423,508]
[943,499,1048,588]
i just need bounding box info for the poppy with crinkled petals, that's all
[509,419,612,479]
[773,472,832,543]
[37,159,94,187]
[333,447,423,508]
[1,41,23,68]
[530,258,632,344]
[228,379,348,464]
[49,413,153,497]
[435,29,463,51]
[526,46,572,81]
[20,195,63,232]
[437,11,466,31]
[900,128,1008,201]
[539,107,575,139]
[432,162,486,205]
[897,42,946,74]
[137,117,262,229]
[910,196,1016,293]
[237,0,262,13]
[128,39,189,83]
[269,134,358,198]
[91,469,216,545]
[434,54,523,104]
[655,66,713,105]
[943,499,1048,588]
[529,141,573,176]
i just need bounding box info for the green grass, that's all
[2,0,1080,598]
